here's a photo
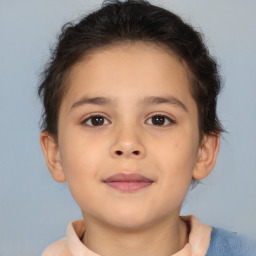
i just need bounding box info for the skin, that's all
[40,42,219,256]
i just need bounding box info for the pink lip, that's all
[103,173,153,192]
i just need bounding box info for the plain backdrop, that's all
[0,0,256,255]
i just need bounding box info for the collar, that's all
[64,215,212,256]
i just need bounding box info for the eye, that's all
[81,115,110,127]
[146,115,175,126]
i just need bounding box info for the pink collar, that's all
[43,215,212,256]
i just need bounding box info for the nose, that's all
[109,126,146,159]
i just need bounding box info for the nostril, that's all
[133,150,140,155]
[115,150,123,155]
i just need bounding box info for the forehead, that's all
[63,42,195,109]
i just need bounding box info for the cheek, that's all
[152,130,199,183]
[59,135,102,212]
[59,129,105,183]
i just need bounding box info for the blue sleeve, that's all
[206,227,256,256]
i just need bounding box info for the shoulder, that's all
[206,227,256,256]
[42,238,72,256]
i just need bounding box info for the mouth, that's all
[103,173,154,193]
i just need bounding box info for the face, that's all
[43,43,216,230]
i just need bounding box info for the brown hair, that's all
[38,0,224,187]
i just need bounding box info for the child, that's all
[38,0,256,255]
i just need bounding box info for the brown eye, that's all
[146,115,174,126]
[82,115,110,126]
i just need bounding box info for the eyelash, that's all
[146,114,175,126]
[81,114,175,127]
[81,114,110,127]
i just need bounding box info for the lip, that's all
[103,173,154,192]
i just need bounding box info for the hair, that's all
[38,0,224,188]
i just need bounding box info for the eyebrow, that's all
[141,96,188,112]
[70,95,188,112]
[71,96,114,110]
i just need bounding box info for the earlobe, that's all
[192,133,220,180]
[40,131,66,182]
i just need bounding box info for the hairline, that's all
[54,40,203,141]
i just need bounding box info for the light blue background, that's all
[1,0,256,255]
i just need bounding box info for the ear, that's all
[192,133,220,180]
[40,131,66,182]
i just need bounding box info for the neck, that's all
[81,214,189,256]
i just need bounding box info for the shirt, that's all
[42,215,212,256]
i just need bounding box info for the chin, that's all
[109,217,152,231]
[102,206,157,231]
